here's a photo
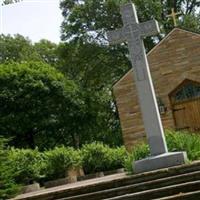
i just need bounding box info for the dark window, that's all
[174,82,200,102]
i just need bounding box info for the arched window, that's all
[172,80,200,102]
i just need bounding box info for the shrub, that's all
[44,146,82,180]
[81,142,127,174]
[81,142,111,174]
[124,143,150,173]
[108,147,128,171]
[8,148,45,185]
[125,130,200,173]
[166,129,200,161]
[0,138,20,199]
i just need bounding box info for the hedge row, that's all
[6,143,128,185]
[2,130,200,199]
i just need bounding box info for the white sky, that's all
[0,0,63,43]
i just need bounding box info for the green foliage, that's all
[58,42,129,88]
[43,147,82,180]
[166,130,200,161]
[57,42,125,148]
[0,61,80,149]
[34,39,59,66]
[0,34,123,148]
[125,130,200,173]
[0,138,20,200]
[123,153,134,174]
[124,143,150,173]
[0,34,59,66]
[179,14,200,33]
[108,147,128,170]
[81,143,111,174]
[8,148,45,185]
[58,0,199,149]
[0,34,40,63]
[60,0,200,43]
[131,143,150,161]
[81,142,127,174]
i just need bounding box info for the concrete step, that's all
[154,190,200,200]
[59,170,200,200]
[105,180,200,200]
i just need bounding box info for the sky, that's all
[0,0,63,43]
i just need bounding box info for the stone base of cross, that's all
[107,3,187,173]
[134,152,187,173]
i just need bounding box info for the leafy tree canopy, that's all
[0,61,81,149]
[0,34,59,66]
[34,39,59,67]
[0,34,40,63]
[60,0,200,44]
[0,34,124,148]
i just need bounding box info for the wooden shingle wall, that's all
[113,28,200,151]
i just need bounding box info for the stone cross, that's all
[167,8,181,27]
[107,3,187,173]
[107,3,168,156]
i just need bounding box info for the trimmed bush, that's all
[8,148,44,185]
[108,147,128,171]
[81,142,111,174]
[44,146,82,180]
[81,142,127,174]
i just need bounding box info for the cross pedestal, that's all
[107,3,187,173]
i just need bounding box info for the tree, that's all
[57,41,129,88]
[60,0,200,44]
[2,0,22,6]
[0,61,81,149]
[34,39,59,67]
[0,34,60,66]
[59,0,200,147]
[0,34,41,63]
[57,41,126,147]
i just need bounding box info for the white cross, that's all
[107,3,168,156]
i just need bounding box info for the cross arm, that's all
[139,20,160,38]
[107,27,126,45]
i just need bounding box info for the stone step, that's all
[105,180,200,200]
[54,162,200,199]
[154,190,200,200]
[59,170,200,200]
[12,161,200,200]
